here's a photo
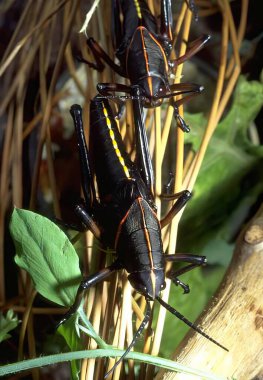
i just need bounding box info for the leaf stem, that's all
[0,349,227,380]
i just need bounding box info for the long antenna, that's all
[156,296,228,352]
[104,300,152,378]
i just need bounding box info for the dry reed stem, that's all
[108,304,122,378]
[126,302,136,380]
[22,90,68,139]
[112,279,132,380]
[0,0,34,64]
[65,44,87,97]
[46,127,61,217]
[160,3,187,159]
[1,2,80,376]
[198,7,219,18]
[155,106,162,216]
[39,34,62,218]
[186,5,228,192]
[86,283,104,378]
[146,8,193,380]
[101,273,118,344]
[0,0,70,78]
[27,314,39,380]
[154,1,245,378]
[151,0,245,378]
[79,0,101,34]
[0,104,14,304]
[18,290,37,360]
[132,298,145,323]
[186,0,243,193]
[196,0,214,5]
[140,2,190,372]
[30,0,80,210]
[225,0,248,78]
[12,85,24,207]
[170,6,193,245]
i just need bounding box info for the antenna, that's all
[104,300,151,378]
[156,296,228,352]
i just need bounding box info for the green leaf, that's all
[57,316,82,380]
[78,307,109,348]
[216,77,263,147]
[0,310,19,343]
[178,77,263,257]
[10,208,82,307]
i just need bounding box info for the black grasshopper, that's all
[80,0,210,132]
[58,96,227,377]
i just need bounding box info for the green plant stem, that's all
[0,349,227,380]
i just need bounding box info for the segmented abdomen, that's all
[126,27,168,87]
[116,198,164,272]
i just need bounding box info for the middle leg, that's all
[57,261,120,327]
[164,253,207,293]
[160,190,192,228]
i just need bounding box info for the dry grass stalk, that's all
[0,0,249,379]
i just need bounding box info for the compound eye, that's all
[156,85,166,98]
[138,285,148,296]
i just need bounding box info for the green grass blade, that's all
[0,349,227,380]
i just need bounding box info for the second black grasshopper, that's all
[80,0,210,132]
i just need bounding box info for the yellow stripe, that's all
[134,0,142,19]
[124,166,130,178]
[102,104,130,179]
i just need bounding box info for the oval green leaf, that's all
[10,208,81,307]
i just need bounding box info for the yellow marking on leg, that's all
[102,104,130,179]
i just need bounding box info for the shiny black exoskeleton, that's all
[80,0,210,132]
[58,96,227,377]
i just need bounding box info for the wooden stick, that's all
[155,204,263,380]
